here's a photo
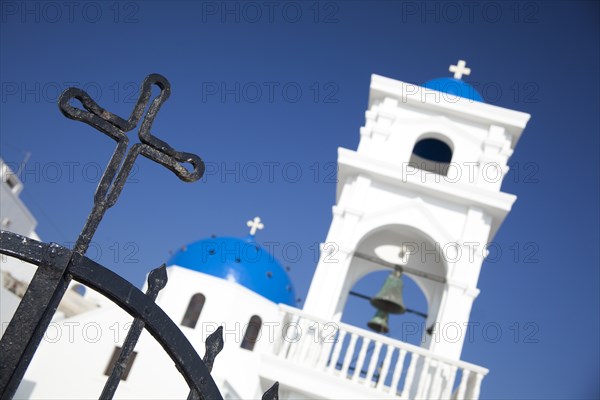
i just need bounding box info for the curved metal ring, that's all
[0,231,222,400]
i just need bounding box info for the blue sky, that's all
[1,1,598,398]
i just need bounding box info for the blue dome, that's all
[423,77,483,102]
[167,236,296,306]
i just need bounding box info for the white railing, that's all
[271,305,488,400]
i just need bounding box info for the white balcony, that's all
[260,305,488,400]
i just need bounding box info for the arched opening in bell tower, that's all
[409,136,453,176]
[321,225,449,388]
[336,224,448,349]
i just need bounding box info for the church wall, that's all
[157,267,283,398]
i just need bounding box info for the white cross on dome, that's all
[449,60,471,80]
[247,216,264,236]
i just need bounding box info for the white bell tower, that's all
[304,61,531,360]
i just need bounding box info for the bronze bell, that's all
[370,268,406,314]
[367,310,390,334]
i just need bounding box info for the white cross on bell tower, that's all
[246,216,264,236]
[449,59,471,79]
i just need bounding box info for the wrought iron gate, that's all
[0,74,279,400]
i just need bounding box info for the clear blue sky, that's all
[1,1,598,398]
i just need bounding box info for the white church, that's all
[1,61,530,399]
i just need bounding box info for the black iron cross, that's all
[59,73,205,255]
